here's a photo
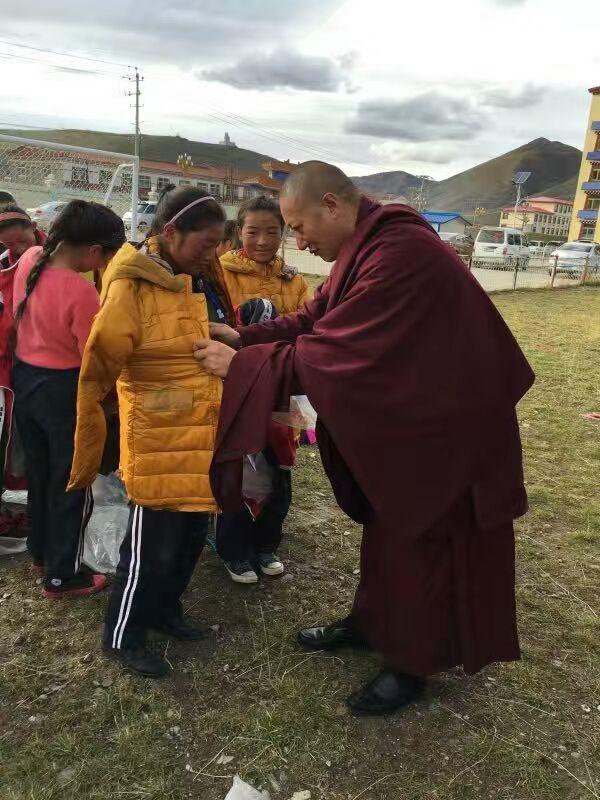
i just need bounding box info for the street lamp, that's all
[177,153,193,181]
[512,171,531,231]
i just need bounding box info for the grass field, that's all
[1,287,599,800]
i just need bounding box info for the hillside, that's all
[351,169,434,196]
[353,138,581,215]
[0,129,275,173]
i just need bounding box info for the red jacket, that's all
[0,230,46,488]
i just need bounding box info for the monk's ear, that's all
[322,192,339,216]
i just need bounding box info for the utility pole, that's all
[126,67,143,240]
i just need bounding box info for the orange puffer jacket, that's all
[68,243,222,512]
[220,249,310,315]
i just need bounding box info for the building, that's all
[262,159,297,182]
[219,132,237,148]
[500,196,573,238]
[421,211,469,234]
[568,85,600,243]
[2,146,282,205]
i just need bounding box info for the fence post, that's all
[512,258,519,290]
[580,256,589,286]
[550,255,558,287]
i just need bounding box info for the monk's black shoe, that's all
[297,618,371,651]
[346,669,426,716]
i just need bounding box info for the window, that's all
[507,234,516,245]
[139,175,151,191]
[71,166,88,183]
[99,169,112,188]
[210,183,221,196]
[502,211,509,220]
[590,167,600,181]
[179,179,191,186]
[197,182,208,191]
[156,177,170,190]
[585,197,600,210]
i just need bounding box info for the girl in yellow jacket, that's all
[69,185,234,678]
[217,196,309,584]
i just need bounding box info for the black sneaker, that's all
[257,552,284,577]
[153,616,205,641]
[225,560,259,584]
[103,645,170,678]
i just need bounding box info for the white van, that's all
[473,227,530,268]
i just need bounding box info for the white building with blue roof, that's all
[421,211,469,235]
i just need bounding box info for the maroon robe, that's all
[211,198,534,676]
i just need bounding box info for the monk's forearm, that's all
[239,309,314,347]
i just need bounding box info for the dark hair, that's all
[222,219,237,244]
[237,195,284,231]
[14,200,125,326]
[152,184,226,234]
[0,190,16,206]
[0,204,33,233]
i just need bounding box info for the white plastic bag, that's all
[83,474,129,574]
[224,776,270,800]
[271,395,317,430]
[242,453,275,502]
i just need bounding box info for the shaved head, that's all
[281,161,360,205]
[280,161,362,262]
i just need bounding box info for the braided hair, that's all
[14,199,125,327]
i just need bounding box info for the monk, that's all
[194,161,535,716]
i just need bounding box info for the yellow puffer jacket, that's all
[68,243,222,512]
[220,250,310,314]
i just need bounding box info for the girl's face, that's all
[73,245,119,274]
[240,211,282,265]
[163,223,225,276]
[0,224,37,258]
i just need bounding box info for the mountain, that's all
[0,128,275,174]
[353,138,581,216]
[351,169,434,197]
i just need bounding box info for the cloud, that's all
[369,141,460,165]
[479,84,545,108]
[201,49,353,92]
[346,91,484,142]
[0,1,345,68]
[491,0,529,5]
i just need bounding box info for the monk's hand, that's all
[209,322,241,349]
[193,339,236,378]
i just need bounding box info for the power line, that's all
[0,51,124,78]
[202,99,372,167]
[0,38,134,69]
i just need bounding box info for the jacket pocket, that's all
[142,389,194,412]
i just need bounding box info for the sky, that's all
[0,0,597,179]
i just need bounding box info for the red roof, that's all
[526,195,573,205]
[261,159,298,173]
[241,174,281,192]
[140,159,223,180]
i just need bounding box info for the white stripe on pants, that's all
[112,505,143,650]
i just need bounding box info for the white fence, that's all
[0,134,139,239]
[283,236,600,292]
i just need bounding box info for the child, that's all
[68,185,235,678]
[12,200,125,597]
[216,220,238,259]
[217,196,310,583]
[0,205,47,535]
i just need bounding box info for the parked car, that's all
[473,227,530,268]
[26,200,68,230]
[547,241,600,277]
[439,231,474,259]
[122,201,158,241]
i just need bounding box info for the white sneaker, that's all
[258,552,285,577]
[225,560,259,584]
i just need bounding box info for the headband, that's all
[166,196,217,226]
[0,211,31,225]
